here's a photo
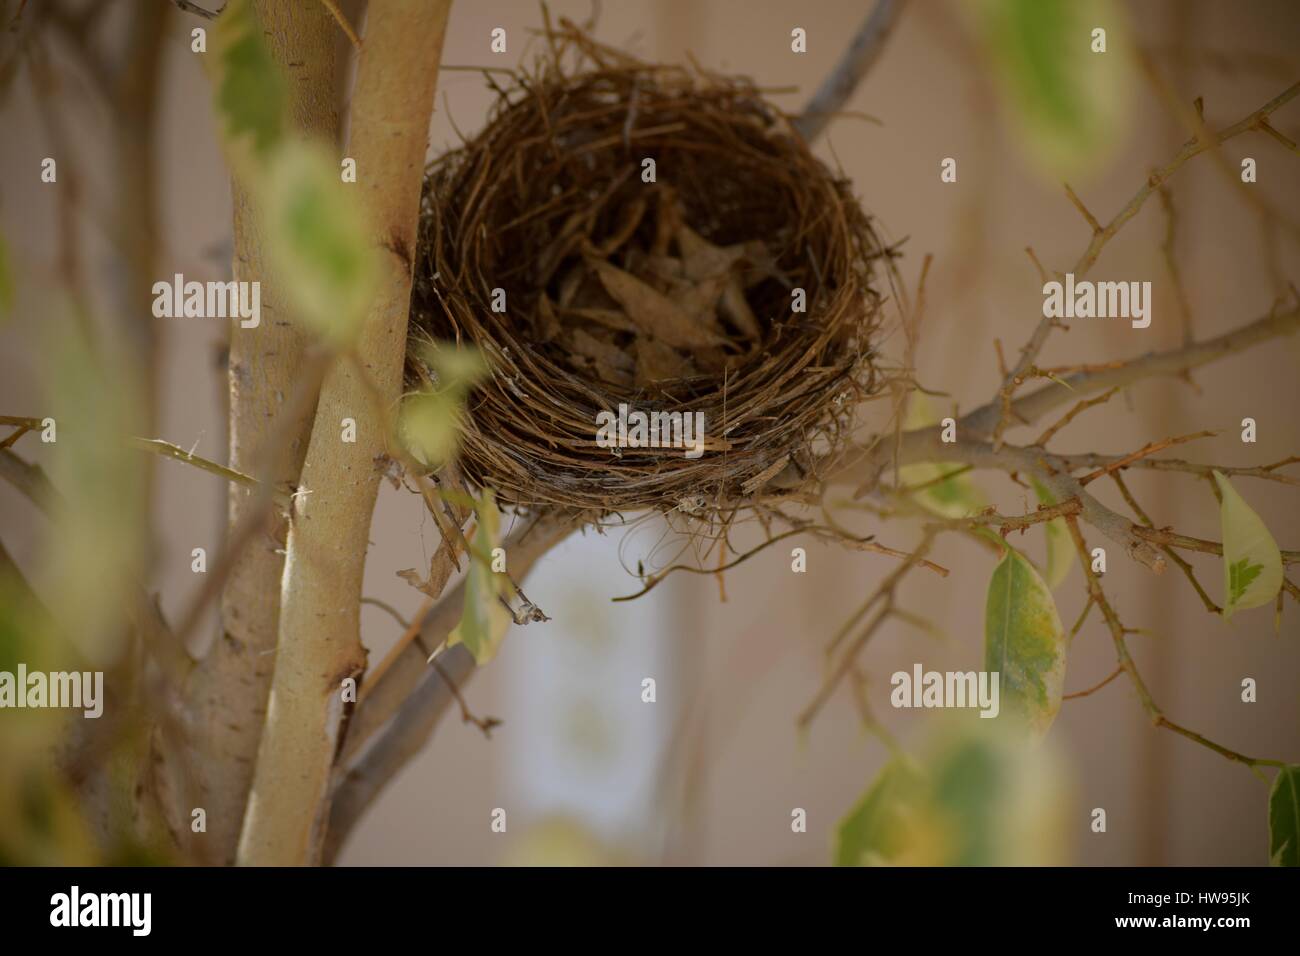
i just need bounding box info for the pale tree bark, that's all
[179,1,345,865]
[236,0,453,866]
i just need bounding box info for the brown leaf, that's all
[718,278,761,339]
[675,223,761,339]
[588,257,727,350]
[635,337,690,383]
[568,327,634,371]
[535,293,562,342]
[598,196,647,256]
[675,271,730,325]
[676,223,745,281]
[560,306,637,334]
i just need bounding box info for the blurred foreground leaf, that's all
[976,0,1131,178]
[835,719,1071,866]
[400,343,488,468]
[833,759,927,866]
[213,0,285,157]
[263,142,377,346]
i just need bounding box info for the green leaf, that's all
[1031,478,1075,590]
[834,721,1071,866]
[446,490,512,665]
[984,547,1068,735]
[1270,766,1300,866]
[896,393,984,518]
[1214,471,1283,619]
[977,0,1131,178]
[213,0,285,157]
[833,760,926,866]
[400,344,488,467]
[926,719,1070,865]
[263,142,377,346]
[418,341,489,390]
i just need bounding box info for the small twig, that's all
[612,524,940,602]
[429,655,501,738]
[318,0,361,50]
[128,436,291,505]
[1257,118,1299,154]
[1157,184,1196,349]
[987,81,1300,445]
[1069,596,1095,638]
[1131,526,1300,565]
[360,596,411,631]
[1063,182,1103,234]
[800,530,937,729]
[1111,473,1220,614]
[1064,515,1285,770]
[1063,665,1123,700]
[1033,387,1121,448]
[1060,452,1300,487]
[1078,430,1217,485]
[171,0,222,19]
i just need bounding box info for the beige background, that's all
[1,0,1298,865]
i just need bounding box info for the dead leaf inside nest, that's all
[535,188,783,389]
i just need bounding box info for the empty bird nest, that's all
[408,26,898,517]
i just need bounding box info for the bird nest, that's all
[408,29,896,516]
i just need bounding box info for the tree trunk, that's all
[179,0,345,865]
[236,0,453,866]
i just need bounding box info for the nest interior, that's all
[409,35,894,515]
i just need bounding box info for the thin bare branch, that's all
[794,0,907,142]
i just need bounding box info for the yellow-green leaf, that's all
[263,142,377,346]
[400,344,488,467]
[976,0,1132,179]
[446,490,512,665]
[834,721,1071,866]
[1214,471,1283,619]
[213,0,285,157]
[1031,478,1075,590]
[923,719,1071,865]
[984,547,1068,736]
[833,760,926,866]
[1270,765,1300,867]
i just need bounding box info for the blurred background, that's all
[1,0,1298,865]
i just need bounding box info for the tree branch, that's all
[967,304,1300,439]
[323,510,580,862]
[236,0,453,866]
[793,0,906,142]
[989,81,1300,444]
[1063,515,1284,770]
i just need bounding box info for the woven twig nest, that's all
[409,30,895,516]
